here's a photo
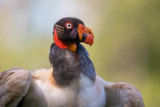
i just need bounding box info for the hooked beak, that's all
[78,24,94,46]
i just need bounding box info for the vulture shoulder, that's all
[104,81,145,107]
[0,67,31,107]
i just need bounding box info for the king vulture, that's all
[0,17,145,107]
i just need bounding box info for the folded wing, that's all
[105,82,145,107]
[0,67,31,107]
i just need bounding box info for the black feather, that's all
[77,44,96,82]
[49,43,96,86]
[49,43,81,86]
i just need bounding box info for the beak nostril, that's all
[81,27,85,30]
[78,24,94,41]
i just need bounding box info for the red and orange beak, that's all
[78,24,94,46]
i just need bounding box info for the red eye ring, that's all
[65,22,73,29]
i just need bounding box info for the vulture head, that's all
[53,17,94,51]
[49,17,96,86]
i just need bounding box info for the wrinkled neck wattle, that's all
[53,29,68,49]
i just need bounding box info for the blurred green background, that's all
[0,0,160,106]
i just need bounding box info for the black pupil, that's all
[68,24,71,27]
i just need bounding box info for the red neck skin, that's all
[53,29,68,49]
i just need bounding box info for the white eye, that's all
[67,24,72,28]
[65,22,73,29]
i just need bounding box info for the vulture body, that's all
[0,17,144,107]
